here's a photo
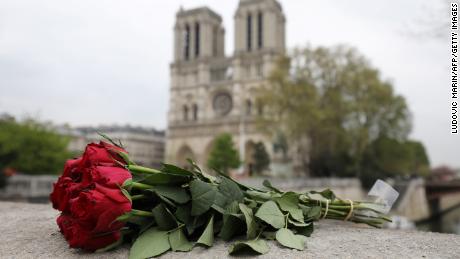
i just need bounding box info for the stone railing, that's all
[0,201,459,258]
[0,174,57,201]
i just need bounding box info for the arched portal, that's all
[245,140,256,176]
[202,139,215,170]
[176,145,195,169]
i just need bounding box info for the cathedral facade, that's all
[166,0,287,174]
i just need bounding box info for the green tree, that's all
[252,142,270,174]
[0,118,72,175]
[361,138,430,187]
[207,133,240,174]
[257,45,415,180]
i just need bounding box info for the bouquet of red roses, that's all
[51,139,394,258]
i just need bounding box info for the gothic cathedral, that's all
[166,0,287,175]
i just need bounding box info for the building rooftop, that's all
[75,125,165,137]
[176,6,222,22]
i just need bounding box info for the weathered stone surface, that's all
[0,201,459,259]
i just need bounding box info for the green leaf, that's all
[190,179,217,216]
[211,204,226,214]
[215,169,262,191]
[310,189,336,201]
[220,214,244,240]
[168,228,193,252]
[219,201,244,240]
[218,177,244,203]
[275,228,305,251]
[275,192,304,222]
[129,228,170,259]
[150,185,190,204]
[152,203,177,230]
[214,191,228,208]
[261,231,277,240]
[263,179,282,193]
[306,206,322,220]
[295,223,314,237]
[141,173,189,186]
[255,201,285,229]
[239,203,258,239]
[196,215,214,247]
[120,188,132,203]
[228,239,270,255]
[162,163,194,177]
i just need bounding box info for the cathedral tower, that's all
[166,1,286,176]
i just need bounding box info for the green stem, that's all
[131,194,147,201]
[127,165,161,174]
[131,182,154,190]
[131,209,154,217]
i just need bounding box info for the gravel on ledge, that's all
[0,201,459,259]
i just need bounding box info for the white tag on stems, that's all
[367,179,399,213]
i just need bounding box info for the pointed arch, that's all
[247,13,252,51]
[245,140,256,176]
[257,11,263,49]
[192,103,198,121]
[184,24,191,60]
[246,99,252,116]
[195,22,200,57]
[177,145,195,168]
[183,105,189,121]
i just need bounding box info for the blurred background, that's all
[0,0,457,234]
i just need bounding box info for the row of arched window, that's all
[246,99,264,116]
[247,12,263,51]
[183,104,198,121]
[184,22,200,60]
[182,100,262,122]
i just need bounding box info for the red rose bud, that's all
[57,184,132,251]
[69,184,131,232]
[81,166,132,189]
[50,141,131,212]
[50,158,85,212]
[81,141,128,167]
[57,213,123,252]
[51,141,133,251]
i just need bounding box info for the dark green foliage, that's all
[361,137,430,188]
[252,142,270,174]
[256,45,429,183]
[0,118,72,174]
[207,133,240,174]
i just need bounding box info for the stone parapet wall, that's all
[1,202,459,258]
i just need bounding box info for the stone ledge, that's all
[0,201,459,259]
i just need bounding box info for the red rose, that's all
[57,213,123,251]
[52,141,133,251]
[69,184,131,233]
[50,176,80,212]
[81,141,127,168]
[81,166,132,189]
[50,158,84,212]
[50,141,129,212]
[57,183,131,251]
[62,157,83,180]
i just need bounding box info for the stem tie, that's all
[344,199,354,221]
[322,200,329,219]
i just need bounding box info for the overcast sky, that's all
[0,0,457,167]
